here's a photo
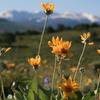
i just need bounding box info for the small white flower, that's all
[26,85,29,90]
[7,94,13,99]
[12,81,16,87]
[94,89,97,95]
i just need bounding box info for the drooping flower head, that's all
[0,47,11,55]
[58,76,79,99]
[80,32,94,45]
[28,55,41,70]
[41,2,55,15]
[97,49,100,55]
[86,78,93,86]
[48,36,72,58]
[4,61,15,69]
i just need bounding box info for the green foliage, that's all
[82,91,95,100]
[27,77,48,100]
[27,77,38,100]
[15,90,26,100]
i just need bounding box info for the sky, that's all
[0,0,100,16]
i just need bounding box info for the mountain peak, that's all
[0,10,100,32]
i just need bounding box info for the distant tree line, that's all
[46,23,100,33]
[0,23,100,44]
[0,30,40,44]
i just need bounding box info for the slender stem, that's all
[13,93,17,100]
[0,96,1,100]
[50,55,57,100]
[58,59,62,80]
[11,82,16,100]
[81,96,85,100]
[37,15,48,56]
[0,76,6,100]
[56,89,60,100]
[96,74,100,92]
[95,74,100,99]
[34,70,39,97]
[79,72,83,90]
[73,43,86,80]
[18,86,27,100]
[56,59,62,100]
[0,51,6,100]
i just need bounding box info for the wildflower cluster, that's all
[0,1,100,100]
[26,3,100,99]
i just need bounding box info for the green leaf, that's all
[27,89,35,100]
[27,77,51,100]
[27,77,38,100]
[83,91,95,100]
[39,89,48,100]
[39,85,51,97]
[30,77,38,94]
[75,91,83,100]
[15,90,25,100]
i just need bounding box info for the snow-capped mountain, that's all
[0,10,100,32]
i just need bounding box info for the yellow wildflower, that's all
[41,2,55,15]
[48,36,72,58]
[80,32,94,45]
[97,49,100,55]
[86,78,93,86]
[59,76,79,99]
[28,55,41,69]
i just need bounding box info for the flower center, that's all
[65,86,73,92]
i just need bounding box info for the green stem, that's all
[50,55,57,100]
[56,89,60,100]
[56,59,62,100]
[34,70,39,97]
[79,72,83,90]
[0,76,6,100]
[96,74,100,93]
[73,43,86,80]
[37,15,48,56]
[0,96,1,100]
[58,59,62,80]
[81,96,85,100]
[95,74,100,99]
[18,86,27,100]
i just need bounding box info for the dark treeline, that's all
[46,23,100,33]
[0,23,100,35]
[0,23,100,44]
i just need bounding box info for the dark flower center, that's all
[65,86,73,92]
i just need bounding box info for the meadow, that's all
[0,27,100,100]
[0,2,100,100]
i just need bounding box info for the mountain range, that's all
[0,10,100,33]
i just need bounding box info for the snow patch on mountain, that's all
[0,10,100,29]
